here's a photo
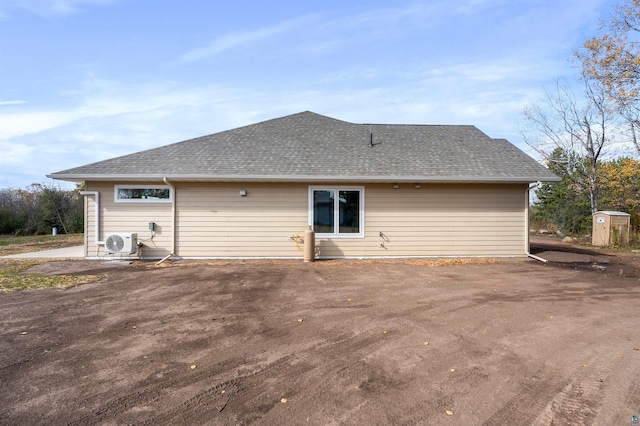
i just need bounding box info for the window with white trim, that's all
[309,187,364,237]
[115,185,172,203]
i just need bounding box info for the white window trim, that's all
[114,185,173,203]
[308,186,365,238]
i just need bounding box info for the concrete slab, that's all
[0,246,84,259]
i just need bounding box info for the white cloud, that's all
[0,110,79,140]
[420,58,563,91]
[455,0,508,15]
[341,3,426,29]
[0,78,273,185]
[0,141,35,165]
[180,15,318,63]
[0,75,230,141]
[179,3,435,63]
[0,100,27,106]
[0,0,117,18]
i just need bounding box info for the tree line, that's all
[533,152,640,235]
[0,184,84,235]
[523,0,640,238]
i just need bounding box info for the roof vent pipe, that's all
[369,132,374,147]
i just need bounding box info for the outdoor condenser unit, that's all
[104,233,138,254]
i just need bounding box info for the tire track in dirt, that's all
[387,343,496,425]
[480,347,612,425]
[482,374,572,426]
[260,328,493,424]
[66,327,386,424]
[259,339,403,423]
[66,357,246,425]
[283,304,496,424]
[532,353,609,425]
[477,338,594,425]
[139,328,389,424]
[539,345,640,425]
[616,380,640,424]
[534,381,597,425]
[140,354,315,425]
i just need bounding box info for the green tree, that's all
[535,155,640,235]
[598,157,640,228]
[0,188,24,234]
[532,148,592,234]
[17,185,43,234]
[0,184,84,235]
[38,184,84,234]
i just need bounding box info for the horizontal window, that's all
[115,185,172,203]
[309,187,364,238]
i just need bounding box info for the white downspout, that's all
[163,178,177,256]
[525,182,548,263]
[80,191,104,246]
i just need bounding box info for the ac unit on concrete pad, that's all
[105,233,138,254]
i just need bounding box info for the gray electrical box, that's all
[148,222,155,231]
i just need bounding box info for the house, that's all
[48,111,559,259]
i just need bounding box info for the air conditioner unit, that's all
[105,233,138,254]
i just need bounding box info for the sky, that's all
[0,0,614,189]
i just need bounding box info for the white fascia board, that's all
[47,173,561,184]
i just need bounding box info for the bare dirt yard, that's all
[1,239,639,425]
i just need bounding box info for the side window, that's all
[115,185,172,203]
[309,187,364,237]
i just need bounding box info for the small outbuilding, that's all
[592,211,631,247]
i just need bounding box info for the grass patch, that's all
[0,234,83,256]
[0,260,99,292]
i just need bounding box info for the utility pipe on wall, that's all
[162,178,177,255]
[525,182,548,263]
[80,191,104,246]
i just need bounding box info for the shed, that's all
[592,211,631,247]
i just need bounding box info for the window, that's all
[115,185,172,203]
[309,187,364,237]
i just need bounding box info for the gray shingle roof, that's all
[48,111,559,183]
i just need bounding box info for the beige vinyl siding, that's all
[317,183,527,257]
[85,182,173,258]
[83,181,527,258]
[174,182,526,258]
[176,183,308,257]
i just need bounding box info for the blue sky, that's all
[0,0,612,188]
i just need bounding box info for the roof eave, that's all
[47,173,562,184]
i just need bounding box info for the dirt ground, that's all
[1,239,639,425]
